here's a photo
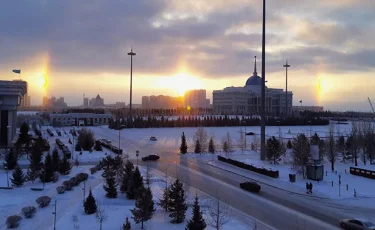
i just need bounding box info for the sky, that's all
[0,0,374,111]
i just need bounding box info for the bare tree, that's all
[251,135,260,152]
[221,132,233,157]
[207,191,231,230]
[350,122,361,166]
[326,124,337,172]
[238,128,246,153]
[96,203,108,230]
[145,162,152,188]
[194,127,209,153]
[292,134,310,178]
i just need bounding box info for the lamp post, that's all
[52,200,57,230]
[136,150,139,166]
[242,120,247,150]
[127,48,136,120]
[283,61,290,117]
[4,165,9,187]
[71,128,75,160]
[260,0,267,161]
[82,181,86,206]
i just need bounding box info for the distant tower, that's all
[83,93,85,106]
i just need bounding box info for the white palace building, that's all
[213,57,293,116]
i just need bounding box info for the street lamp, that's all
[241,120,247,149]
[4,165,9,187]
[127,48,136,120]
[283,60,290,117]
[136,150,139,166]
[71,128,75,160]
[260,0,267,161]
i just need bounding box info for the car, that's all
[142,154,160,161]
[150,136,157,141]
[240,181,261,193]
[340,218,375,230]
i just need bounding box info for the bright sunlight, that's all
[159,72,203,96]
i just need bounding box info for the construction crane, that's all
[368,97,375,113]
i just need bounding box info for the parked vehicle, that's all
[150,136,157,141]
[142,154,160,161]
[240,181,261,193]
[340,218,375,229]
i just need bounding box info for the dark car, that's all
[142,154,160,161]
[240,181,261,193]
[340,218,375,230]
[150,136,157,141]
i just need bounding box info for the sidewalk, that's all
[207,160,334,199]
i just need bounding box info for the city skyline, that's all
[1,1,375,111]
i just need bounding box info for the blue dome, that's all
[245,56,262,86]
[245,74,262,86]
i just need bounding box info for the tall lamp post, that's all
[283,61,290,117]
[127,48,136,121]
[260,0,266,161]
[4,165,9,187]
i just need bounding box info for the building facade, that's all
[50,113,113,126]
[0,80,27,147]
[142,95,183,109]
[213,57,293,116]
[184,89,210,109]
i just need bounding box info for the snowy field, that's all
[0,165,262,230]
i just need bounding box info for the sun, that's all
[37,74,48,89]
[316,75,332,103]
[172,73,202,96]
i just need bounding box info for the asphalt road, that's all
[93,129,352,230]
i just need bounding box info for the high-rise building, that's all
[184,89,208,109]
[142,96,150,109]
[83,97,89,107]
[142,95,183,109]
[89,94,105,107]
[42,96,67,108]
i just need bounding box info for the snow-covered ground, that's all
[0,165,263,230]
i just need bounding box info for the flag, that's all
[12,69,21,74]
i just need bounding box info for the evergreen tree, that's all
[180,132,188,154]
[3,148,18,170]
[18,122,29,145]
[11,165,25,187]
[287,140,293,149]
[58,157,72,175]
[40,153,55,183]
[103,175,118,198]
[222,141,229,153]
[169,179,188,223]
[94,141,103,151]
[311,132,320,145]
[75,143,82,151]
[84,189,97,214]
[185,193,206,230]
[27,140,43,182]
[131,187,155,229]
[208,137,215,154]
[194,139,201,154]
[121,161,134,193]
[51,148,60,172]
[126,171,135,199]
[123,217,131,230]
[132,167,144,198]
[158,187,170,212]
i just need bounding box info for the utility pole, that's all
[260,0,266,161]
[127,48,136,121]
[283,60,290,117]
[82,181,86,206]
[52,200,57,230]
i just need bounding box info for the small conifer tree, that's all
[103,176,118,198]
[40,153,55,183]
[158,187,170,212]
[169,179,188,223]
[3,148,18,170]
[84,189,97,214]
[208,137,215,154]
[186,193,206,230]
[194,139,201,154]
[11,165,25,187]
[123,217,131,230]
[131,187,155,229]
[58,157,72,175]
[52,148,60,172]
[180,132,188,154]
[132,167,144,198]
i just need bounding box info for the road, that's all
[92,128,360,230]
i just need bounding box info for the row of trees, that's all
[109,115,329,129]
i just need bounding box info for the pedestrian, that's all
[306,182,309,194]
[309,182,313,194]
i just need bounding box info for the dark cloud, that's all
[0,0,374,83]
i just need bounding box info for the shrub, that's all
[217,155,279,178]
[6,215,22,228]
[90,164,102,175]
[36,196,51,208]
[21,206,37,218]
[75,143,82,151]
[63,181,73,191]
[240,182,261,193]
[76,173,89,182]
[56,186,65,194]
[77,128,95,151]
[69,177,80,186]
[52,172,60,183]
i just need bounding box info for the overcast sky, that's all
[1,0,374,111]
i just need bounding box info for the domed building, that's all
[212,56,293,116]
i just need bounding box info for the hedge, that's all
[217,155,279,178]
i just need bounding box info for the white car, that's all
[150,136,157,141]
